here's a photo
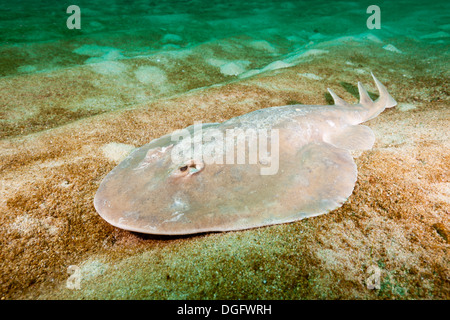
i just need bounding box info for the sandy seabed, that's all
[0,39,449,299]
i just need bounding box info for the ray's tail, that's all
[327,73,397,121]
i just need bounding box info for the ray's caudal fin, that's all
[358,73,397,120]
[327,73,397,120]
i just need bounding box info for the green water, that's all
[1,0,448,78]
[0,0,448,139]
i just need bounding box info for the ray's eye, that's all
[173,159,205,177]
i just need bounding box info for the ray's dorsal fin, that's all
[327,88,350,107]
[362,73,398,121]
[357,82,373,106]
[371,72,397,109]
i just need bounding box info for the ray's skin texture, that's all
[94,74,397,235]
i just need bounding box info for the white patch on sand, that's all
[10,215,39,235]
[206,58,229,68]
[85,50,125,64]
[89,21,104,30]
[134,66,168,85]
[420,31,450,39]
[38,160,66,168]
[81,96,120,112]
[238,60,292,78]
[10,214,60,236]
[220,61,251,76]
[238,69,261,79]
[286,35,304,43]
[80,259,108,281]
[298,72,323,80]
[382,44,402,54]
[361,33,383,43]
[378,133,408,147]
[101,142,136,163]
[162,44,181,50]
[355,68,368,74]
[284,49,329,64]
[206,58,251,76]
[261,60,293,72]
[248,40,278,53]
[74,44,125,64]
[299,49,329,57]
[397,103,417,112]
[17,65,38,73]
[428,183,450,204]
[73,44,121,57]
[309,33,327,41]
[164,48,193,59]
[161,33,183,43]
[90,61,128,75]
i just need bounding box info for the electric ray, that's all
[94,73,397,235]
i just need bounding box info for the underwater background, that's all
[0,0,449,299]
[1,0,449,138]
